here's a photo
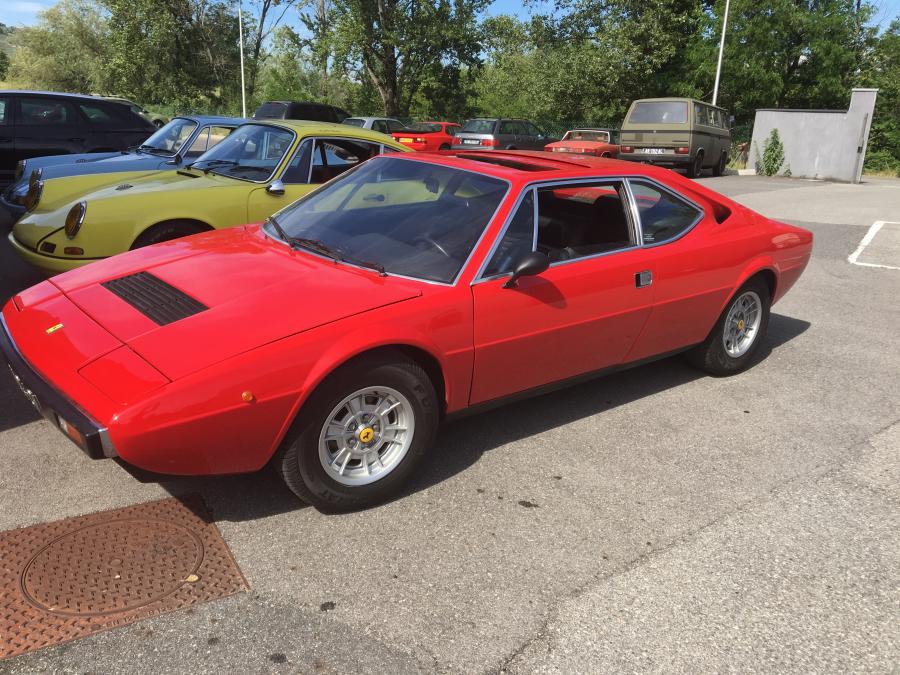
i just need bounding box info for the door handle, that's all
[635,270,652,288]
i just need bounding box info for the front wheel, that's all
[276,353,439,511]
[687,277,771,375]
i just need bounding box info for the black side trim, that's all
[446,345,698,422]
[102,271,208,326]
[0,315,108,459]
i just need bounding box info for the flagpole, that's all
[712,0,730,106]
[238,0,247,117]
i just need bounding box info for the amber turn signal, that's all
[241,390,254,402]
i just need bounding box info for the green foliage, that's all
[0,51,9,81]
[757,128,786,176]
[8,0,108,93]
[860,20,899,175]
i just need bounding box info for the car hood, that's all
[24,151,122,174]
[545,141,611,150]
[39,152,177,180]
[49,226,423,380]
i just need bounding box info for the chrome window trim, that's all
[265,154,512,287]
[471,187,537,282]
[472,177,641,284]
[625,177,705,248]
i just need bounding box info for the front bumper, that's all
[0,314,116,459]
[8,232,98,276]
[0,195,25,231]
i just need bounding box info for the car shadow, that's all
[0,313,810,519]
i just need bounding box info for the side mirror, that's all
[267,179,285,196]
[503,251,550,289]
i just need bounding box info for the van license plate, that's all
[462,139,479,144]
[639,148,666,154]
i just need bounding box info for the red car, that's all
[544,128,620,157]
[1,152,812,511]
[391,121,461,151]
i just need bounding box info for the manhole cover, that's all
[0,496,248,660]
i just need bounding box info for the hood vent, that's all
[101,272,208,325]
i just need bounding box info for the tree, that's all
[8,0,108,93]
[329,0,488,116]
[859,20,899,174]
[242,0,299,102]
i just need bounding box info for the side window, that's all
[309,139,380,183]
[499,120,517,135]
[0,98,9,125]
[445,125,457,137]
[483,191,536,277]
[536,182,633,262]
[78,104,114,124]
[186,128,210,156]
[207,126,234,150]
[694,103,703,125]
[630,180,702,245]
[282,139,313,183]
[20,97,78,125]
[387,120,405,133]
[373,120,388,134]
[525,122,542,137]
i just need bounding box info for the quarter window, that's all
[483,190,536,277]
[630,180,702,244]
[308,139,381,183]
[78,104,114,123]
[0,98,8,125]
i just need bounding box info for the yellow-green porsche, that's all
[10,120,410,275]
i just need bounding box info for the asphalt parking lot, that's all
[0,175,898,674]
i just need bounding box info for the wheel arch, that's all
[131,218,214,249]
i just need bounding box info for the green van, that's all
[618,98,731,178]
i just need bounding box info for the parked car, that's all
[451,118,552,151]
[252,101,350,124]
[0,91,156,188]
[391,121,461,151]
[544,128,619,157]
[618,97,731,178]
[1,116,244,229]
[9,120,409,275]
[342,117,407,135]
[1,150,812,510]
[103,96,169,128]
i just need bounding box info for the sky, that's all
[2,0,898,32]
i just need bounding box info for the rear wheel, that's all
[687,276,771,375]
[713,152,727,177]
[131,221,210,249]
[686,151,704,178]
[439,143,450,151]
[276,352,439,511]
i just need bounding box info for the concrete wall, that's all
[750,88,878,183]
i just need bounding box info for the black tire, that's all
[131,221,210,249]
[713,152,727,177]
[276,352,439,512]
[687,276,771,376]
[686,151,704,178]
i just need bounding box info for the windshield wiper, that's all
[189,159,238,174]
[265,220,387,276]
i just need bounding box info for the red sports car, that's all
[1,152,812,511]
[391,121,461,151]
[544,128,620,157]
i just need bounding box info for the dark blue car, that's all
[1,115,245,228]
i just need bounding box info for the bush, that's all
[757,128,786,176]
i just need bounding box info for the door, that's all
[470,180,655,404]
[497,120,518,148]
[0,96,14,184]
[523,121,545,149]
[15,96,87,162]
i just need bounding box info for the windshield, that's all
[461,119,496,134]
[563,130,610,143]
[142,118,198,155]
[266,157,508,283]
[192,123,294,182]
[628,101,688,124]
[342,118,365,127]
[404,123,442,134]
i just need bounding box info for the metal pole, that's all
[238,0,247,118]
[712,0,730,106]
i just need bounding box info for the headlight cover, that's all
[23,179,43,212]
[14,160,26,181]
[65,201,87,239]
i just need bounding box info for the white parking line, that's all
[848,221,900,270]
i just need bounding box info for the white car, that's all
[342,117,407,135]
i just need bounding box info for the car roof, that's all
[379,149,690,183]
[178,114,248,124]
[2,90,115,101]
[347,116,401,122]
[247,118,408,146]
[631,97,728,111]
